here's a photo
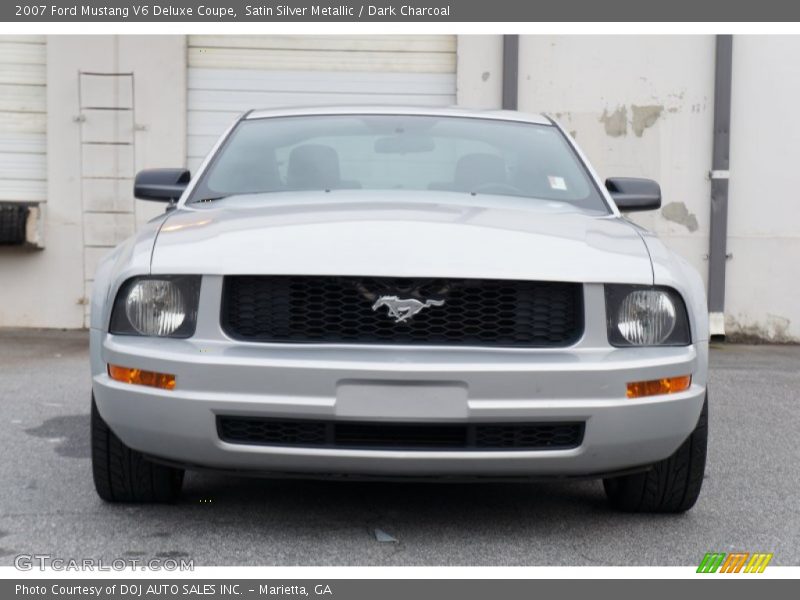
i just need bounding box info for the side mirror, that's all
[134,169,191,203]
[605,177,661,212]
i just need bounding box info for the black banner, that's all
[4,0,800,22]
[5,579,799,600]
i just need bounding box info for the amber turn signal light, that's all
[108,364,176,390]
[627,375,691,399]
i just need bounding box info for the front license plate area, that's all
[335,381,469,419]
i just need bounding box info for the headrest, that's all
[453,153,507,191]
[287,144,341,189]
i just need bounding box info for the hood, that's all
[151,191,653,284]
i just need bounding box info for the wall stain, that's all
[481,71,490,82]
[725,314,797,343]
[599,106,627,137]
[661,202,699,232]
[631,104,664,137]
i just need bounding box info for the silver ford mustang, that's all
[90,107,709,512]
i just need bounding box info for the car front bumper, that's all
[91,327,708,478]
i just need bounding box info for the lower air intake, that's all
[217,417,584,451]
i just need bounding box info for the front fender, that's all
[639,230,709,345]
[89,213,171,332]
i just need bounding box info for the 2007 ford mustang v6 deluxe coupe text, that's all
[90,107,708,512]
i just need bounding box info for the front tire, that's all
[603,394,708,513]
[91,396,184,503]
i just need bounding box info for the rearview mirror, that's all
[134,169,191,202]
[605,177,661,212]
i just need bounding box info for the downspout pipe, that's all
[502,35,519,110]
[708,35,733,338]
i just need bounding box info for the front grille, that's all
[221,276,583,347]
[217,417,585,451]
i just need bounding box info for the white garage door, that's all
[187,35,457,171]
[0,36,46,202]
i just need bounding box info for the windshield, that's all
[192,114,608,211]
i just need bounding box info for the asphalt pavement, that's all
[0,330,797,566]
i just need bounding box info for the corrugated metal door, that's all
[0,36,46,203]
[187,35,457,171]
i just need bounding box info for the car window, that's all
[195,114,608,211]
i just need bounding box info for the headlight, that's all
[605,285,690,346]
[110,276,201,337]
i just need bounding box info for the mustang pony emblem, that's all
[371,295,445,323]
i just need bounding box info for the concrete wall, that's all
[0,36,84,328]
[456,35,503,109]
[725,36,800,341]
[0,35,186,328]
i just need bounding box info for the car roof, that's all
[244,105,553,125]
